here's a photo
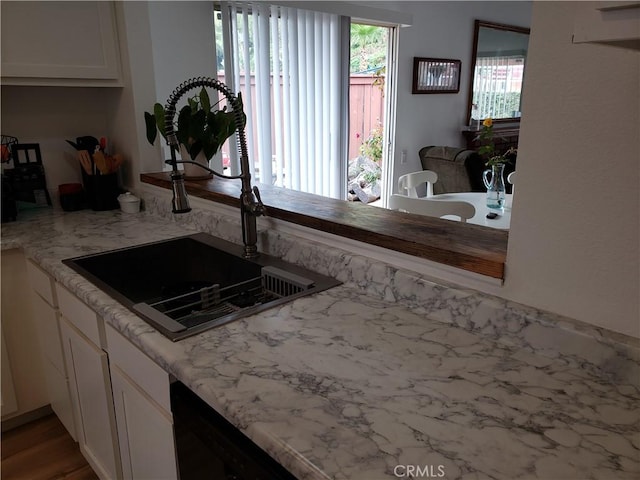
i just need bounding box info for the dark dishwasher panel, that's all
[170,381,298,480]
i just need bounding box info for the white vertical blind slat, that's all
[296,11,308,192]
[304,12,315,193]
[256,3,272,183]
[220,2,238,174]
[321,14,331,196]
[289,9,301,190]
[270,5,284,187]
[281,7,293,190]
[329,15,341,199]
[313,13,323,194]
[240,6,256,177]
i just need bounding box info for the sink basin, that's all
[63,233,341,341]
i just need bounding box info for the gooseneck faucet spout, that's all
[163,77,265,259]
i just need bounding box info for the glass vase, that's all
[483,163,506,209]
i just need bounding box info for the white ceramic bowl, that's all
[118,192,141,213]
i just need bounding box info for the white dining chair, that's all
[398,170,438,198]
[507,171,516,201]
[389,194,476,222]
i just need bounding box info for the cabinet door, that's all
[1,1,121,85]
[41,357,77,441]
[31,292,66,375]
[61,318,121,480]
[111,366,178,480]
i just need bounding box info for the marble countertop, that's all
[2,207,639,480]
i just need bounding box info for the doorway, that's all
[347,22,395,205]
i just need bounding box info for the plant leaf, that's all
[199,88,211,113]
[144,112,158,145]
[189,140,203,160]
[188,96,199,113]
[153,103,166,139]
[176,105,192,147]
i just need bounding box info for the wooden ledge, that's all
[141,172,508,279]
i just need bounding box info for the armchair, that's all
[419,146,515,194]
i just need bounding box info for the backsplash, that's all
[141,188,639,387]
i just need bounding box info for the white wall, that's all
[503,1,640,338]
[384,1,532,183]
[0,86,117,199]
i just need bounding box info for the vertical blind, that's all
[472,55,525,120]
[219,1,348,199]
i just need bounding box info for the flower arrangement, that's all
[477,117,516,167]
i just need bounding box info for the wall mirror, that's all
[466,20,530,125]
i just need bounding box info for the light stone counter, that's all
[2,204,638,480]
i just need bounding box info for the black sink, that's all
[63,233,341,341]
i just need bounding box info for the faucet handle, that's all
[252,186,266,215]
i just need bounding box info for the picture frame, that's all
[412,57,461,94]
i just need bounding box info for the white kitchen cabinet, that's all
[573,1,640,51]
[1,251,49,421]
[110,367,177,480]
[26,259,77,439]
[1,1,122,86]
[30,292,77,439]
[106,323,178,480]
[58,284,121,480]
[1,325,18,417]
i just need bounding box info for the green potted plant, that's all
[144,87,243,178]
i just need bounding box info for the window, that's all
[472,55,525,119]
[217,1,350,199]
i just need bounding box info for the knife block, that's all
[82,169,120,211]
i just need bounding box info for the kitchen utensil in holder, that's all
[82,168,120,211]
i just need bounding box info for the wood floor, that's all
[1,414,97,480]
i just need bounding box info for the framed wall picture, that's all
[412,57,461,94]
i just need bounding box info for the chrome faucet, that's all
[163,77,265,259]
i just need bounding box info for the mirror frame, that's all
[465,20,530,126]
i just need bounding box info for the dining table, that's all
[431,191,512,229]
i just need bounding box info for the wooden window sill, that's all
[141,172,508,279]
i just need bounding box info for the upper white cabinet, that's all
[1,1,122,86]
[573,1,640,50]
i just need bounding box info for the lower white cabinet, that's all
[41,358,76,438]
[60,315,121,480]
[29,289,76,439]
[106,324,178,480]
[111,367,177,480]
[27,264,178,480]
[1,252,49,419]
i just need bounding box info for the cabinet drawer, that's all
[106,324,171,413]
[26,260,56,307]
[56,284,104,349]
